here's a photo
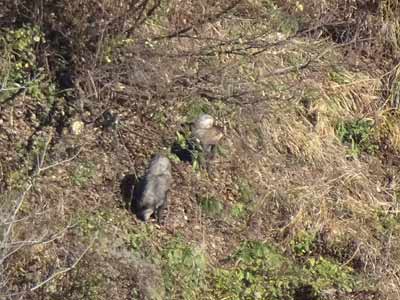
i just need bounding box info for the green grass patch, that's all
[126,223,161,260]
[336,118,378,158]
[290,231,317,256]
[161,237,207,299]
[306,257,355,293]
[329,69,354,85]
[198,195,224,218]
[230,202,247,219]
[71,270,107,300]
[376,210,400,234]
[229,179,255,219]
[238,180,255,203]
[0,25,56,103]
[71,161,96,187]
[184,99,211,123]
[170,130,204,170]
[75,211,113,237]
[263,1,300,34]
[210,240,359,300]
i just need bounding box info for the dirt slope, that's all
[1,1,400,299]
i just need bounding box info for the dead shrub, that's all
[275,0,400,63]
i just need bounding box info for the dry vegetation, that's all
[1,0,400,299]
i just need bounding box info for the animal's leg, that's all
[156,195,168,224]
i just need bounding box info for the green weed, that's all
[262,1,299,34]
[238,180,255,203]
[376,210,400,234]
[306,257,355,293]
[151,110,168,128]
[0,25,55,103]
[211,241,294,300]
[336,118,378,158]
[329,68,353,85]
[161,237,207,299]
[175,131,188,149]
[198,195,224,218]
[126,223,160,260]
[79,272,106,300]
[170,130,205,171]
[76,211,112,237]
[101,35,136,64]
[229,180,254,219]
[210,240,358,300]
[290,231,316,256]
[231,202,247,219]
[6,169,29,189]
[184,99,211,123]
[233,241,286,271]
[71,162,96,187]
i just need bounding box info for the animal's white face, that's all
[194,114,214,129]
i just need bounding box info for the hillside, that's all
[1,1,400,299]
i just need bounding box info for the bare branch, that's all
[155,0,243,40]
[29,238,95,292]
[34,134,53,176]
[0,133,83,296]
[4,237,95,297]
[1,182,33,253]
[39,147,82,173]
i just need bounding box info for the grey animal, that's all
[191,114,223,159]
[134,155,172,223]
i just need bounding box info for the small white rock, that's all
[70,120,84,135]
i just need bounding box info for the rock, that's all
[70,120,84,135]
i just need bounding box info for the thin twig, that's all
[1,182,33,251]
[39,148,82,173]
[35,134,53,176]
[341,243,361,267]
[30,238,95,292]
[154,0,243,40]
[0,133,83,295]
[4,237,95,297]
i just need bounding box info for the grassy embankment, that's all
[1,1,400,299]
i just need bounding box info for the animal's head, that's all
[193,114,214,130]
[138,207,154,221]
[148,155,171,176]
